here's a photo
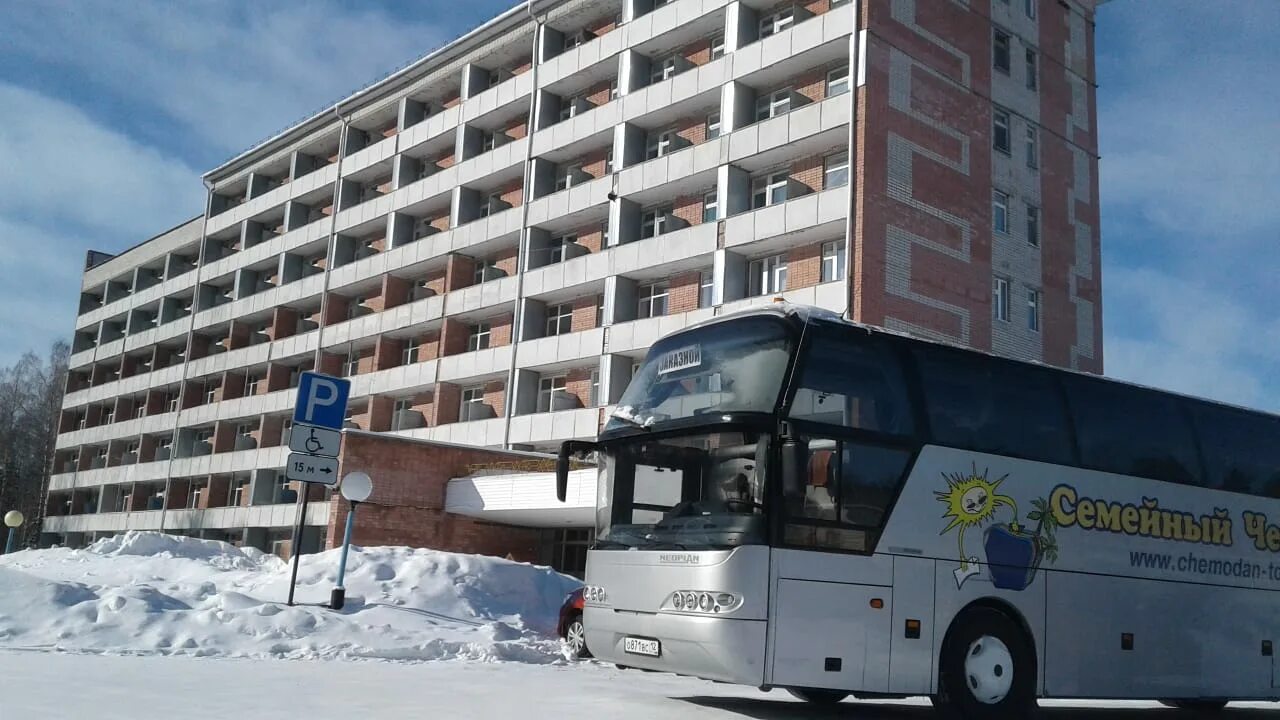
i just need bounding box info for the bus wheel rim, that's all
[964,635,1013,704]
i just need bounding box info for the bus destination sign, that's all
[656,345,701,375]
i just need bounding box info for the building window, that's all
[710,33,725,60]
[555,163,581,191]
[821,241,846,282]
[589,370,600,407]
[245,373,260,395]
[1025,0,1037,19]
[101,406,115,425]
[759,7,794,38]
[1027,288,1041,332]
[993,277,1011,322]
[604,148,614,174]
[595,294,605,327]
[645,129,676,159]
[705,112,721,140]
[133,402,145,419]
[702,190,718,223]
[559,95,583,122]
[391,399,412,430]
[204,383,218,405]
[824,151,849,189]
[699,271,714,308]
[546,303,573,336]
[402,338,420,365]
[749,254,788,296]
[1026,48,1038,91]
[755,88,792,121]
[1026,125,1039,169]
[1026,204,1040,247]
[461,386,485,416]
[826,65,849,97]
[467,323,491,351]
[601,221,611,246]
[651,56,679,84]
[124,440,139,458]
[751,172,790,209]
[165,391,179,414]
[993,109,1011,154]
[342,349,360,377]
[548,234,576,265]
[993,190,1010,234]
[537,375,568,412]
[641,205,672,239]
[609,78,619,100]
[993,29,1011,74]
[473,258,498,284]
[637,282,669,319]
[477,192,503,218]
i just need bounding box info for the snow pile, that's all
[0,532,581,663]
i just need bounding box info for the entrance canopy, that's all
[445,468,595,527]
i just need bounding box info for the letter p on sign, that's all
[293,372,351,430]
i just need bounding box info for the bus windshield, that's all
[606,316,792,433]
[596,431,768,550]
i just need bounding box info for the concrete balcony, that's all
[621,55,729,125]
[43,510,164,534]
[506,407,600,445]
[621,0,731,54]
[722,279,846,316]
[179,387,294,429]
[192,274,325,332]
[536,22,627,89]
[58,458,173,488]
[164,501,330,531]
[441,274,519,317]
[436,344,513,385]
[340,132,398,180]
[461,68,535,125]
[723,186,848,250]
[206,163,339,237]
[122,316,190,357]
[198,216,329,284]
[75,271,200,332]
[320,293,446,351]
[169,446,288,479]
[397,105,462,157]
[419,416,507,447]
[348,357,440,398]
[729,3,853,81]
[529,98,622,159]
[726,94,850,165]
[605,309,716,355]
[526,175,612,226]
[48,472,76,492]
[515,328,606,370]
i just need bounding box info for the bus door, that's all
[768,437,898,693]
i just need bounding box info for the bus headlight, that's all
[665,590,741,614]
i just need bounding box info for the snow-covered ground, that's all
[2,533,1276,718]
[0,532,579,662]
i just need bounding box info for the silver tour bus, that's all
[555,302,1280,718]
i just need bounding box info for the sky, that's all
[0,0,1276,410]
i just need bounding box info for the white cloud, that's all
[1103,266,1280,412]
[3,1,455,158]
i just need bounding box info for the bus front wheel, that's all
[937,606,1036,720]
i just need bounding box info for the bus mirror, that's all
[781,439,804,500]
[556,440,596,502]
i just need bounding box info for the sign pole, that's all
[330,471,373,611]
[286,488,310,606]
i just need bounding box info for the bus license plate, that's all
[624,637,661,657]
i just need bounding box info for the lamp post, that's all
[4,510,25,554]
[330,472,372,610]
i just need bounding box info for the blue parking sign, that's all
[293,372,351,430]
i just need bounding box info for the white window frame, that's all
[559,94,585,122]
[646,129,676,160]
[702,190,718,223]
[748,254,788,296]
[548,234,577,265]
[245,373,260,395]
[604,148,614,173]
[751,172,790,209]
[993,109,1011,154]
[165,391,179,414]
[826,65,850,97]
[821,240,846,282]
[710,33,725,60]
[650,56,678,84]
[705,112,721,140]
[994,28,1011,73]
[1025,0,1037,20]
[1026,204,1040,247]
[466,323,491,352]
[824,151,849,189]
[1026,48,1038,91]
[759,7,794,38]
[537,375,568,413]
[1026,125,1039,169]
[755,88,792,121]
[993,277,1011,322]
[402,338,420,365]
[461,386,486,415]
[993,190,1010,234]
[1027,287,1041,332]
[343,349,360,378]
[203,383,218,405]
[546,303,573,336]
[555,162,581,191]
[641,205,672,239]
[637,282,669,319]
[133,401,146,419]
[698,271,714,308]
[473,258,498,284]
[589,370,600,407]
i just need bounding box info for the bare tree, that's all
[0,341,69,548]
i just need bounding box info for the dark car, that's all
[557,587,589,658]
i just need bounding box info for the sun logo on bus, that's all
[937,465,1015,536]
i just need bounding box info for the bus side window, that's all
[801,447,838,521]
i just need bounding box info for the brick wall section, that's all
[574,223,606,253]
[672,194,706,227]
[489,313,514,347]
[375,335,403,371]
[433,383,461,425]
[579,148,611,179]
[503,115,528,140]
[326,434,546,560]
[792,153,826,193]
[564,366,596,407]
[673,115,708,147]
[496,179,524,209]
[482,380,507,417]
[569,295,600,332]
[668,271,703,313]
[794,66,831,105]
[683,38,713,67]
[270,307,298,340]
[440,318,470,357]
[444,254,475,292]
[491,246,519,276]
[586,16,616,36]
[584,80,614,107]
[787,242,824,290]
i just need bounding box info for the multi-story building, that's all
[42,0,1102,555]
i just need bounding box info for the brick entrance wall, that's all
[326,432,543,561]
